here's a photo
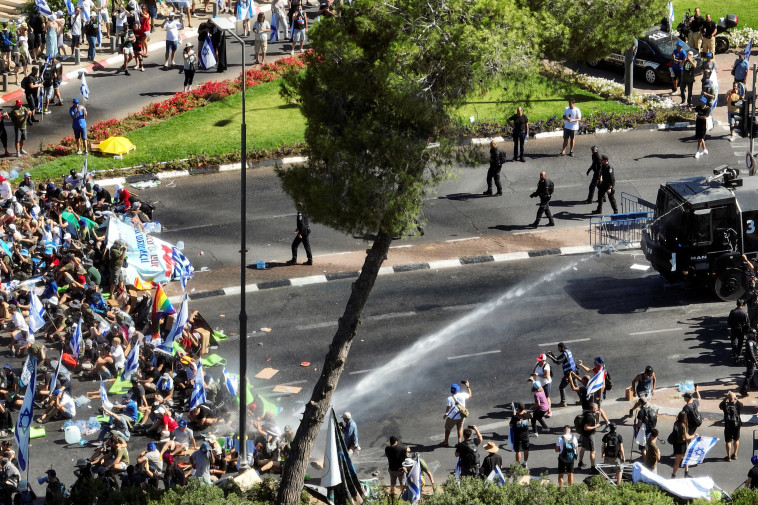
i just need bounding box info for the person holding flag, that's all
[479,441,502,481]
[70,98,88,154]
[199,33,216,70]
[576,402,601,472]
[401,457,422,503]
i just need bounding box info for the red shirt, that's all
[163,415,178,432]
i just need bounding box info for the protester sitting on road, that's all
[35,388,75,423]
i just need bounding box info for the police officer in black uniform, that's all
[729,299,750,361]
[529,171,554,227]
[287,202,313,265]
[483,140,505,196]
[585,145,603,204]
[592,155,618,215]
[740,330,758,397]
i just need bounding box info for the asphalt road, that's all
[137,123,752,271]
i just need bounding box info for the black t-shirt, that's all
[582,411,597,435]
[577,386,592,410]
[701,20,716,38]
[690,15,703,32]
[509,114,528,135]
[695,104,711,120]
[510,411,531,439]
[749,466,758,489]
[384,444,406,471]
[480,452,502,477]
[601,432,623,457]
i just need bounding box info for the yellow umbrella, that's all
[98,136,136,156]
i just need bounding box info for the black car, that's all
[588,28,703,85]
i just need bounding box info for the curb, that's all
[166,245,596,303]
[656,405,758,426]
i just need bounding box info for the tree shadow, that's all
[139,91,177,98]
[634,153,698,161]
[488,224,537,232]
[678,315,736,368]
[438,193,495,201]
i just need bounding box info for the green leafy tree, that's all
[275,0,539,503]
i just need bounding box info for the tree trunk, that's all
[277,229,394,505]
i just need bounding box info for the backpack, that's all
[684,404,702,428]
[0,31,11,51]
[573,413,584,434]
[724,402,740,425]
[559,436,577,463]
[546,179,554,195]
[497,150,506,166]
[604,433,619,458]
[642,406,657,429]
[666,430,676,445]
[604,370,613,391]
[459,440,480,472]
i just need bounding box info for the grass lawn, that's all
[30,80,306,180]
[32,73,636,180]
[671,1,757,31]
[456,75,639,125]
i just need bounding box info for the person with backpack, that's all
[290,3,307,55]
[592,154,618,215]
[718,391,743,461]
[454,425,481,477]
[576,403,600,472]
[13,480,35,505]
[633,398,657,459]
[510,402,531,469]
[0,24,14,75]
[555,425,578,488]
[529,171,554,228]
[740,330,758,397]
[601,423,624,484]
[441,380,471,447]
[482,140,505,196]
[628,365,657,418]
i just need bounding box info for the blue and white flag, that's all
[65,0,75,15]
[507,402,515,452]
[15,358,36,472]
[485,465,506,486]
[667,2,674,25]
[80,72,89,102]
[406,457,422,503]
[236,0,251,20]
[81,9,90,21]
[28,291,46,333]
[190,360,207,410]
[121,341,140,381]
[746,38,753,63]
[172,247,193,291]
[35,0,53,17]
[680,436,717,467]
[100,378,113,410]
[70,318,82,359]
[586,367,605,399]
[222,367,238,396]
[20,355,33,388]
[49,356,62,394]
[38,56,52,113]
[158,294,188,353]
[453,456,461,481]
[270,12,278,42]
[199,34,216,70]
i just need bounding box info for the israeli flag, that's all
[80,72,89,102]
[49,357,62,394]
[15,358,36,472]
[28,291,46,333]
[406,457,422,503]
[35,0,53,17]
[190,360,207,410]
[680,436,717,467]
[81,9,90,21]
[453,456,461,481]
[199,34,216,70]
[486,465,506,486]
[236,0,250,20]
[586,367,605,399]
[38,57,52,112]
[667,2,674,24]
[70,318,82,359]
[270,12,278,42]
[507,402,515,451]
[223,367,238,396]
[100,378,113,410]
[65,0,75,15]
[121,341,140,381]
[159,295,188,353]
[746,38,753,63]
[19,355,32,388]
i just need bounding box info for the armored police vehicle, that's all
[641,166,758,301]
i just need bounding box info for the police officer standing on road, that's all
[529,171,554,228]
[547,342,577,408]
[585,146,603,204]
[286,202,313,266]
[729,299,750,362]
[739,330,758,397]
[592,155,618,215]
[483,140,505,196]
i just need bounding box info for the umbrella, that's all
[98,136,136,156]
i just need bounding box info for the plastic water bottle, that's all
[176,241,185,251]
[113,155,123,160]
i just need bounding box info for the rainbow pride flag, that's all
[152,284,176,321]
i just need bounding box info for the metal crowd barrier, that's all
[589,211,654,248]
[621,192,655,214]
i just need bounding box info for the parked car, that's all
[588,28,703,85]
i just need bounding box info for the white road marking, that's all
[538,337,591,347]
[447,350,501,360]
[295,311,416,331]
[491,252,530,261]
[390,244,412,249]
[428,259,462,269]
[290,275,328,286]
[445,237,479,243]
[629,328,680,335]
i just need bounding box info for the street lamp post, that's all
[210,16,249,470]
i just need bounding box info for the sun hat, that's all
[483,441,499,453]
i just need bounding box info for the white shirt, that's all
[78,0,94,15]
[60,393,76,417]
[563,105,581,131]
[556,433,578,452]
[12,311,28,332]
[111,345,125,370]
[253,20,270,41]
[164,20,182,42]
[446,392,470,421]
[535,362,552,385]
[70,13,82,36]
[0,180,12,200]
[115,10,127,27]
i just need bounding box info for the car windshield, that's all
[648,32,692,55]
